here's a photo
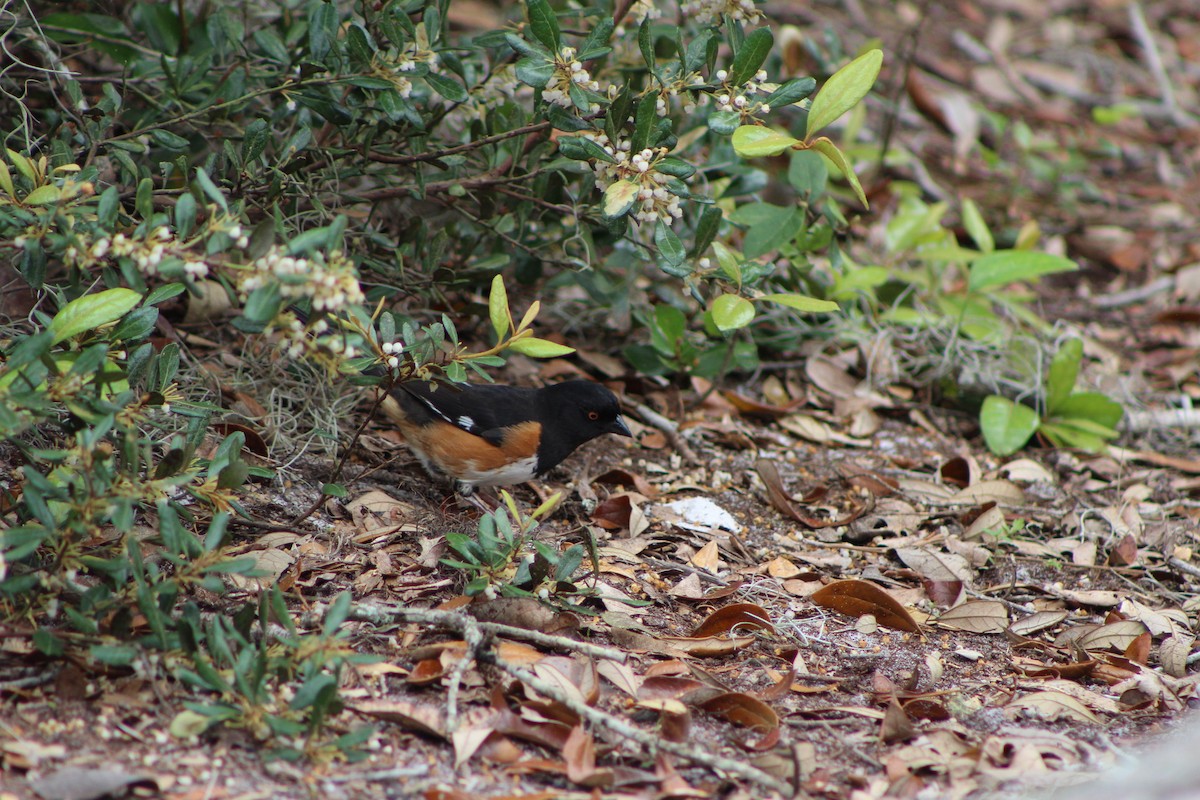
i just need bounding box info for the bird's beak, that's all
[610,415,633,437]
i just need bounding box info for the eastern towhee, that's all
[380,379,632,495]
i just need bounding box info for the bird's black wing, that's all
[395,381,540,441]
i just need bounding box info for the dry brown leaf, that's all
[1009,611,1069,637]
[935,600,1009,634]
[697,692,779,732]
[812,579,921,633]
[1160,635,1194,678]
[1052,588,1122,607]
[1077,620,1149,652]
[1006,690,1100,723]
[653,634,758,657]
[691,603,774,638]
[690,540,721,572]
[953,479,1025,505]
[562,726,613,788]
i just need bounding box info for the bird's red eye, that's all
[588,411,600,421]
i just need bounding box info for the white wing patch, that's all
[456,415,476,431]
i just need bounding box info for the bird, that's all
[378,378,632,496]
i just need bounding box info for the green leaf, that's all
[638,17,655,69]
[425,72,468,102]
[489,275,510,340]
[525,0,561,52]
[961,198,993,253]
[710,293,755,332]
[503,33,550,59]
[603,180,639,218]
[805,49,883,139]
[49,288,142,344]
[788,149,828,197]
[655,223,686,269]
[24,185,61,206]
[308,2,340,64]
[630,91,659,153]
[149,128,190,150]
[707,110,741,136]
[170,709,217,738]
[809,137,868,207]
[968,250,1078,292]
[980,396,1040,457]
[194,167,228,211]
[1039,420,1111,453]
[758,293,839,313]
[691,205,723,258]
[728,27,773,87]
[577,18,613,61]
[1046,339,1082,414]
[557,136,615,163]
[763,76,817,108]
[1051,392,1124,430]
[515,56,554,88]
[732,125,801,158]
[507,336,575,358]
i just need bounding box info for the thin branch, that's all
[367,120,552,165]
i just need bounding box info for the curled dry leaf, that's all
[1006,690,1100,724]
[720,388,804,418]
[953,479,1025,506]
[935,600,1010,634]
[355,698,448,738]
[1159,635,1194,678]
[812,579,921,633]
[881,696,916,744]
[470,597,580,637]
[691,603,774,638]
[697,692,780,733]
[1076,620,1149,652]
[652,634,758,657]
[1009,610,1069,637]
[592,467,658,498]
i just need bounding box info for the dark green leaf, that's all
[577,18,613,61]
[515,56,554,88]
[557,136,615,163]
[655,222,686,269]
[631,92,659,153]
[764,76,817,108]
[308,2,340,64]
[425,72,468,102]
[728,27,773,87]
[691,204,722,258]
[525,0,561,51]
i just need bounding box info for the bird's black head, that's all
[536,380,632,470]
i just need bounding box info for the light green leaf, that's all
[507,336,576,358]
[1051,392,1124,430]
[758,293,839,313]
[961,198,994,253]
[24,185,62,206]
[49,288,142,344]
[603,179,639,218]
[980,396,1040,457]
[1046,339,1082,414]
[170,709,217,738]
[968,250,1077,291]
[809,137,868,208]
[489,275,510,341]
[732,125,801,158]
[806,49,882,138]
[710,293,755,332]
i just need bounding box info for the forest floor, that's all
[4,1,1200,799]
